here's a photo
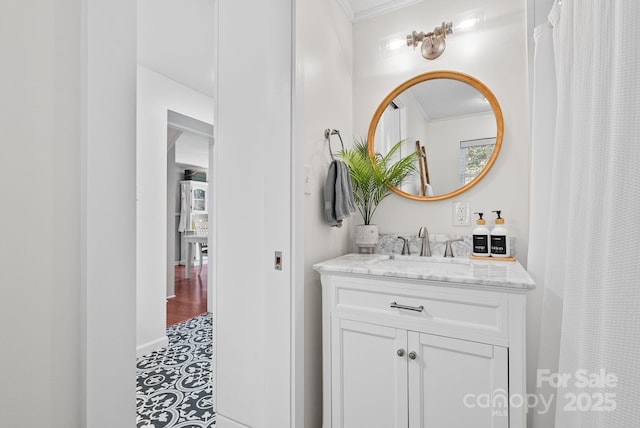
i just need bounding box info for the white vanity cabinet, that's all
[316,254,534,428]
[331,318,409,427]
[332,318,509,428]
[406,331,508,427]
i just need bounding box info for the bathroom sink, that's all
[390,254,471,265]
[369,255,473,278]
[313,253,535,289]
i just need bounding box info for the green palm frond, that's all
[340,139,418,225]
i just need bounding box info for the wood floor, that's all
[167,264,209,326]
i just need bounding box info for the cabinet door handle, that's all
[397,348,405,357]
[390,301,424,312]
[408,351,417,360]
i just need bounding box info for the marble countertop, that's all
[313,253,535,290]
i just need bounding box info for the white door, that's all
[408,332,508,428]
[332,318,409,428]
[214,0,294,427]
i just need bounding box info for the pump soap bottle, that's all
[490,210,510,258]
[472,212,490,257]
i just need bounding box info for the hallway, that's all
[167,264,209,326]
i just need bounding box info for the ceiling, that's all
[174,131,210,169]
[408,79,492,120]
[137,0,216,97]
[340,0,424,22]
[136,0,417,97]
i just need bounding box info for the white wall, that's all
[353,0,530,262]
[296,0,354,426]
[0,0,137,426]
[137,0,215,97]
[0,2,83,424]
[84,3,138,425]
[425,112,495,195]
[175,132,210,168]
[397,90,429,151]
[136,66,214,356]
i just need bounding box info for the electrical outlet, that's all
[453,201,470,226]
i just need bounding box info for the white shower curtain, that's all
[529,0,640,427]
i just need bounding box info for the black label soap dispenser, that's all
[472,212,490,256]
[490,210,510,258]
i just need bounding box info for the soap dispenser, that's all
[490,210,510,258]
[472,212,490,257]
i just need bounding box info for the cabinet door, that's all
[191,183,207,212]
[408,332,508,428]
[332,318,409,428]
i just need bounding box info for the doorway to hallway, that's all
[167,264,208,326]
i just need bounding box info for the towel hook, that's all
[325,128,345,160]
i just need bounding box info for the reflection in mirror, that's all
[368,71,503,201]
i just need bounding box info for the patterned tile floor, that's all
[136,313,215,427]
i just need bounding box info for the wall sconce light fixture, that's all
[406,10,483,60]
[406,22,452,60]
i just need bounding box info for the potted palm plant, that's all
[340,139,418,250]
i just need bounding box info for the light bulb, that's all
[387,38,406,50]
[452,9,484,33]
[379,31,412,58]
[455,17,480,31]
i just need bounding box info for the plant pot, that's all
[355,224,379,253]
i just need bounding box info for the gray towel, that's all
[324,160,356,227]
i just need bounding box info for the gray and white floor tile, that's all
[136,313,215,427]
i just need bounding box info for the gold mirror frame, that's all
[367,70,504,201]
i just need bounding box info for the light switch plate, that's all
[453,201,470,226]
[304,164,311,195]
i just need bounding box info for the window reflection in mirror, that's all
[460,137,495,185]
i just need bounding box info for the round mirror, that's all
[367,71,503,201]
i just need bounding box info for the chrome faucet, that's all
[397,236,410,255]
[418,226,431,257]
[443,238,464,257]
